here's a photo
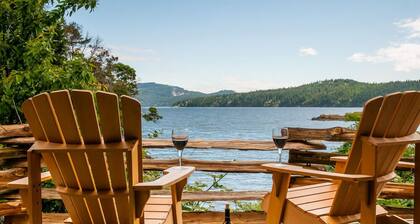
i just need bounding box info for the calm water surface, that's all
[142,107,360,209]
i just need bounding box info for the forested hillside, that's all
[137,82,235,106]
[173,79,420,107]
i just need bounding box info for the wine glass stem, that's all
[178,150,183,167]
[278,148,283,163]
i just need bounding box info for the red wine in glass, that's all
[172,129,188,166]
[273,136,287,148]
[272,128,289,163]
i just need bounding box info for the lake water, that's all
[142,107,360,209]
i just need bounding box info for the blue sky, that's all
[70,1,420,93]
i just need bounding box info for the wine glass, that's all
[272,128,289,163]
[172,129,189,166]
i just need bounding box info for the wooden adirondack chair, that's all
[7,90,194,224]
[263,91,420,224]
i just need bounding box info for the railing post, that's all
[27,150,42,224]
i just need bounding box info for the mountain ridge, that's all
[172,79,420,107]
[136,82,235,106]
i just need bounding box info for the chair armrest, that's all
[262,163,374,182]
[331,156,415,169]
[7,171,52,189]
[361,132,420,146]
[133,166,194,191]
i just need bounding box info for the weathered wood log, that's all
[0,200,24,216]
[183,212,266,224]
[311,114,346,121]
[0,137,34,145]
[0,148,27,160]
[144,158,270,173]
[381,182,414,199]
[287,127,355,141]
[0,137,325,150]
[0,168,27,183]
[0,168,28,194]
[143,139,326,151]
[0,124,31,139]
[4,180,414,202]
[383,206,414,220]
[0,124,357,142]
[289,150,342,165]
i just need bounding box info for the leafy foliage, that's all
[182,173,231,212]
[174,79,420,107]
[344,112,362,122]
[0,0,138,124]
[233,201,262,212]
[143,107,163,122]
[377,199,414,209]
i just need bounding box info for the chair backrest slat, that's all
[70,90,102,144]
[371,92,404,137]
[21,100,47,141]
[121,96,143,184]
[97,91,122,143]
[330,91,420,216]
[121,96,141,141]
[96,92,130,223]
[22,90,142,224]
[31,93,64,143]
[49,90,82,144]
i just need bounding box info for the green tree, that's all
[0,0,99,124]
[64,23,138,96]
[0,0,138,124]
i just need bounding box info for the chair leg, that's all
[171,178,187,224]
[266,172,291,224]
[27,150,42,224]
[135,190,150,224]
[359,180,377,224]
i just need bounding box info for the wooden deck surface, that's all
[6,212,413,224]
[3,212,267,224]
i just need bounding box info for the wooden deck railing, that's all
[0,124,415,223]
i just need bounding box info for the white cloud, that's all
[109,45,160,62]
[299,47,318,56]
[396,17,420,39]
[349,43,420,72]
[349,17,420,72]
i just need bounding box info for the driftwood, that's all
[289,150,342,165]
[0,148,27,160]
[0,168,27,193]
[4,175,412,202]
[0,124,31,139]
[144,158,270,173]
[0,137,326,151]
[144,139,326,151]
[0,124,357,142]
[0,137,34,145]
[3,180,413,202]
[287,127,355,141]
[311,114,346,121]
[0,137,326,150]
